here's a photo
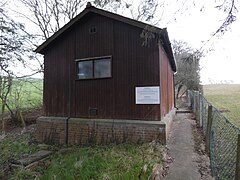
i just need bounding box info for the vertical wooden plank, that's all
[206,105,213,154]
[235,134,240,180]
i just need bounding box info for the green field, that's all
[3,78,43,111]
[203,84,240,127]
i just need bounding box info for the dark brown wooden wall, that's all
[159,45,174,117]
[113,18,160,120]
[43,12,174,120]
[44,28,75,117]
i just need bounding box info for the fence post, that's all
[206,105,213,154]
[235,134,240,180]
[193,91,197,113]
[192,91,195,112]
[197,91,200,121]
[199,93,203,127]
[187,90,191,108]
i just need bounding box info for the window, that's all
[94,59,111,78]
[77,56,111,80]
[78,61,93,79]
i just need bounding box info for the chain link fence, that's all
[188,90,240,180]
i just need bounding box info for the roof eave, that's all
[161,29,176,72]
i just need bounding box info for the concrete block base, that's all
[36,110,176,146]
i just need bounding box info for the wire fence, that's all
[188,90,240,180]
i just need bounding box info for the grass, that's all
[0,131,164,179]
[0,132,40,178]
[37,142,164,180]
[8,78,43,110]
[0,78,43,131]
[203,84,240,127]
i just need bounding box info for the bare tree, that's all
[0,4,30,135]
[172,40,203,98]
[19,0,88,40]
[0,76,12,136]
[195,0,239,53]
[214,0,238,35]
[17,0,178,41]
[15,0,240,45]
[0,8,25,75]
[94,0,160,23]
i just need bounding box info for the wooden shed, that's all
[36,3,177,145]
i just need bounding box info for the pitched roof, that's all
[35,3,176,72]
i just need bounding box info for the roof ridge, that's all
[35,3,175,72]
[36,4,164,54]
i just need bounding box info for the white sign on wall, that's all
[135,86,160,104]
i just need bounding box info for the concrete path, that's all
[165,109,212,180]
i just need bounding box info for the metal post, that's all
[196,91,199,121]
[206,105,213,154]
[187,90,190,107]
[235,134,240,180]
[199,93,203,127]
[193,91,196,113]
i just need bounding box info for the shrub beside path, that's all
[164,107,213,180]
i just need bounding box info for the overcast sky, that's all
[164,1,240,84]
[7,0,240,84]
[200,20,240,84]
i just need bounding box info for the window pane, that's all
[94,58,111,78]
[78,61,93,79]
